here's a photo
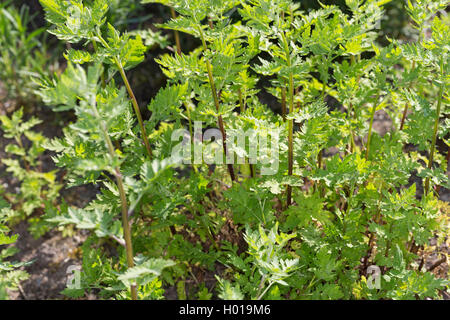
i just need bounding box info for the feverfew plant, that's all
[0,108,62,238]
[28,0,449,300]
[0,2,57,109]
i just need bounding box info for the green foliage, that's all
[0,108,62,238]
[39,0,155,71]
[0,201,30,300]
[0,2,59,108]
[118,255,175,287]
[2,0,446,300]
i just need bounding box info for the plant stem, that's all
[238,88,255,178]
[116,60,153,159]
[287,112,294,206]
[115,168,138,300]
[362,184,383,273]
[257,281,274,300]
[348,55,357,153]
[16,136,30,171]
[424,57,445,195]
[365,94,379,160]
[281,85,287,121]
[238,88,245,114]
[348,102,356,154]
[282,33,294,207]
[93,102,137,300]
[185,102,194,147]
[256,274,266,294]
[170,7,182,56]
[95,33,153,159]
[198,27,236,182]
[399,103,409,131]
[317,70,327,196]
[184,101,198,173]
[399,61,416,131]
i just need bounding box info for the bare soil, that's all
[6,222,87,300]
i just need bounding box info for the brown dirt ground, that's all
[6,222,88,300]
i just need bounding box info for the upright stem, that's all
[282,33,294,207]
[95,33,153,159]
[362,187,383,272]
[116,60,153,159]
[399,103,409,131]
[365,94,379,160]
[16,137,30,171]
[317,69,327,196]
[199,27,235,182]
[348,102,356,154]
[399,61,416,131]
[184,102,194,145]
[348,55,357,153]
[115,168,138,300]
[317,150,325,197]
[238,88,255,178]
[170,7,182,56]
[424,58,445,195]
[281,86,287,121]
[238,88,245,114]
[287,118,294,206]
[184,102,198,174]
[93,102,137,300]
